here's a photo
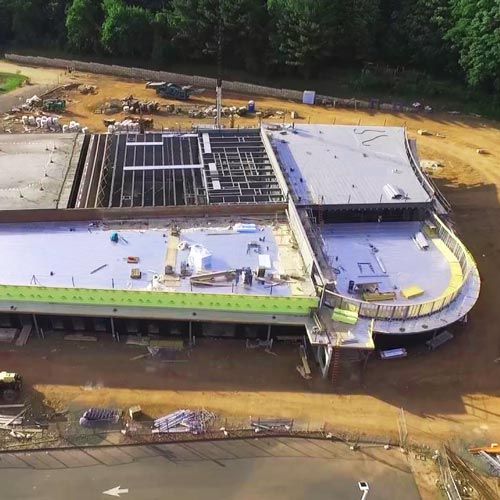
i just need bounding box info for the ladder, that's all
[331,346,341,385]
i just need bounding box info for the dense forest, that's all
[0,0,499,92]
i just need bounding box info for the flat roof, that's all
[0,219,314,297]
[0,133,80,210]
[322,221,452,306]
[269,125,432,206]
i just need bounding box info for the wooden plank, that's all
[299,345,311,376]
[15,324,32,346]
[165,234,179,271]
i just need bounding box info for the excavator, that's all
[0,371,22,402]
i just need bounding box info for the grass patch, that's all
[0,71,28,93]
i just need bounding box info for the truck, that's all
[146,82,204,101]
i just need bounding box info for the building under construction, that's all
[0,126,480,377]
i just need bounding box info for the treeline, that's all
[0,0,499,90]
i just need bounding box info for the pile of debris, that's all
[152,409,215,435]
[98,99,123,115]
[79,408,121,428]
[250,418,294,433]
[79,84,98,95]
[188,105,248,119]
[122,96,160,114]
[0,403,47,442]
[106,119,141,133]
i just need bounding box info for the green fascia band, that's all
[0,285,319,316]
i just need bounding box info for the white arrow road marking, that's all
[103,486,129,497]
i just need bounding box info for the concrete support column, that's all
[188,321,193,347]
[266,324,271,342]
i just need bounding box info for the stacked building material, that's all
[250,418,293,432]
[0,414,24,426]
[469,444,500,476]
[152,409,215,435]
[79,408,121,427]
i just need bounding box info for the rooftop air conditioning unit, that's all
[383,183,406,200]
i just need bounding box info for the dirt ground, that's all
[1,60,500,462]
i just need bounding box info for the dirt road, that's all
[0,60,499,449]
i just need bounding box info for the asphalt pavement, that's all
[0,438,421,499]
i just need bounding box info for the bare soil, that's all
[0,60,500,452]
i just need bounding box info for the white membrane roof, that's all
[0,221,313,297]
[321,222,451,305]
[270,125,432,206]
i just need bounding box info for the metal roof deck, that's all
[269,125,432,207]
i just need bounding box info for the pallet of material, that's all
[332,308,358,325]
[401,285,424,299]
[469,444,500,454]
[130,268,142,279]
[362,291,396,302]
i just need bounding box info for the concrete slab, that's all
[153,443,204,461]
[0,133,80,210]
[48,449,99,468]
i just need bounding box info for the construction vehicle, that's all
[0,371,22,402]
[42,99,66,112]
[146,82,204,101]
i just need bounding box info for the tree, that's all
[101,0,154,58]
[151,9,175,62]
[66,0,103,53]
[0,0,14,45]
[46,0,71,47]
[168,0,218,61]
[268,0,339,78]
[331,0,380,61]
[9,0,46,45]
[446,0,500,88]
[378,0,455,73]
[168,0,266,71]
[218,0,268,72]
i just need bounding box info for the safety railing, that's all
[324,214,477,321]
